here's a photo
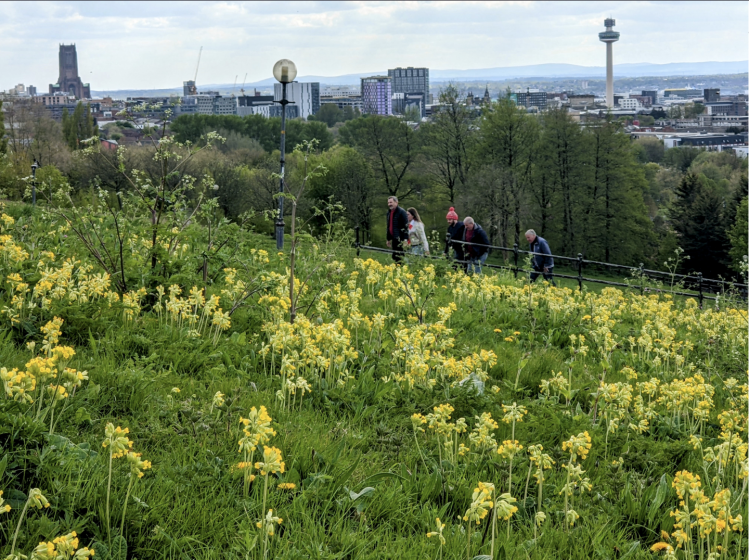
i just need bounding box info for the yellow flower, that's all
[212,391,225,408]
[171,387,180,393]
[28,488,51,509]
[494,329,502,333]
[126,451,152,478]
[255,446,285,476]
[102,423,133,459]
[277,482,296,490]
[426,517,446,545]
[0,490,10,513]
[650,542,674,553]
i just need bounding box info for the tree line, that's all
[0,88,746,279]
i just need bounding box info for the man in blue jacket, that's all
[525,229,556,286]
[461,217,490,274]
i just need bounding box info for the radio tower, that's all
[599,18,620,109]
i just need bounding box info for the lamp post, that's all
[31,160,39,208]
[272,58,297,250]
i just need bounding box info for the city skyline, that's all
[0,1,746,92]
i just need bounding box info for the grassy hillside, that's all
[0,201,746,560]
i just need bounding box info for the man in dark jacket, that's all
[386,196,409,263]
[445,207,465,267]
[525,229,556,286]
[461,217,490,274]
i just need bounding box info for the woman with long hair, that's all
[406,207,430,256]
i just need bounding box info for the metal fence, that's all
[353,227,747,305]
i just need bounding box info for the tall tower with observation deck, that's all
[598,18,620,109]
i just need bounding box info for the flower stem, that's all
[119,475,135,539]
[10,499,30,556]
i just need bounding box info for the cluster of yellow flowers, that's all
[154,284,231,342]
[235,406,277,496]
[29,531,95,559]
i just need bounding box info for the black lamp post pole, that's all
[276,82,288,250]
[31,161,38,208]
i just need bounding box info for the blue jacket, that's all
[529,236,554,269]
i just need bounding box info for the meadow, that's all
[0,197,746,560]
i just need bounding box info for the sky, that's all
[1,1,747,91]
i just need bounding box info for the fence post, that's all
[697,272,703,308]
[513,243,519,278]
[639,263,644,295]
[577,253,583,292]
[355,226,360,256]
[445,232,452,258]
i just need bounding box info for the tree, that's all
[669,173,731,276]
[309,146,375,236]
[421,84,475,204]
[684,102,705,119]
[0,100,6,155]
[62,102,97,150]
[727,195,748,276]
[338,115,417,199]
[311,104,343,127]
[662,146,702,173]
[476,96,537,245]
[633,137,664,164]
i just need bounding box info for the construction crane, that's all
[194,46,202,83]
[185,46,202,96]
[240,73,248,95]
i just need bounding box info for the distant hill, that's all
[92,61,747,98]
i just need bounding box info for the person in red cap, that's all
[445,207,465,267]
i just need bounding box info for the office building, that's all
[183,81,197,96]
[619,98,641,110]
[361,76,392,115]
[704,89,720,102]
[664,89,703,99]
[598,19,620,108]
[49,44,91,99]
[515,90,547,111]
[320,89,363,112]
[388,67,429,117]
[274,82,320,119]
[641,90,658,105]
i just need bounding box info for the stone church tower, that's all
[49,44,91,99]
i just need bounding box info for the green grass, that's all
[0,205,746,560]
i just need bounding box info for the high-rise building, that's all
[641,90,658,105]
[388,67,429,117]
[598,19,620,109]
[49,44,91,99]
[361,76,392,116]
[183,81,197,96]
[704,88,720,102]
[274,82,320,120]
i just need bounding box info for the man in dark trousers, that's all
[525,229,556,286]
[445,207,465,267]
[386,196,409,263]
[461,217,490,274]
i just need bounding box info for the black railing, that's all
[352,227,748,305]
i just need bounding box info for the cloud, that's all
[0,0,745,90]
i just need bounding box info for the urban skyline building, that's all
[361,76,392,116]
[598,18,620,109]
[388,67,429,117]
[49,44,90,99]
[274,82,320,120]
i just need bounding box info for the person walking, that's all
[525,229,556,286]
[406,207,430,256]
[386,196,409,263]
[461,217,490,274]
[445,207,465,265]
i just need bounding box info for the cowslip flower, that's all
[256,509,282,536]
[28,488,51,509]
[277,482,296,490]
[0,490,10,513]
[426,517,446,545]
[126,451,152,478]
[255,446,285,476]
[102,423,133,459]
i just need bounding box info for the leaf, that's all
[334,453,361,492]
[348,486,375,501]
[619,541,640,560]
[92,542,110,560]
[0,453,8,481]
[472,556,492,560]
[110,535,127,560]
[75,407,92,424]
[647,475,669,524]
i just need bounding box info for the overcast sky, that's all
[1,1,746,91]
